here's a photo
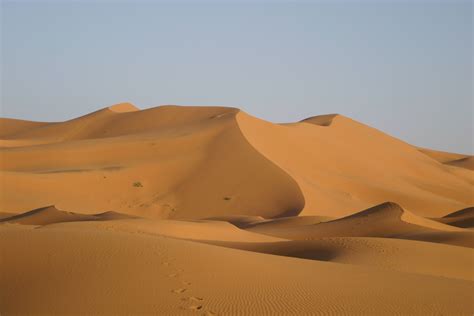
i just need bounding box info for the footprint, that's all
[189,296,203,301]
[172,288,187,294]
[182,296,203,302]
[188,305,203,311]
[181,281,191,286]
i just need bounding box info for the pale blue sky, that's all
[1,0,472,153]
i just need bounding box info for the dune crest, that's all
[236,111,473,217]
[447,156,474,170]
[107,102,139,113]
[1,104,473,315]
[432,207,474,229]
[246,202,474,248]
[300,113,339,126]
[418,147,474,170]
[0,205,135,225]
[0,105,305,219]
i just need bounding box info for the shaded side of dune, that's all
[418,147,474,171]
[446,157,474,170]
[202,236,474,281]
[237,111,473,218]
[164,109,306,219]
[244,202,474,248]
[431,207,474,229]
[299,114,339,126]
[1,223,473,315]
[0,106,305,219]
[0,206,136,226]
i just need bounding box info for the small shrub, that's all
[223,196,232,201]
[133,181,143,187]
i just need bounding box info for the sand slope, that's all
[1,223,473,315]
[0,118,49,138]
[207,237,474,281]
[1,104,472,219]
[431,207,474,229]
[1,104,473,315]
[418,147,474,169]
[0,105,304,219]
[237,112,473,217]
[447,156,474,170]
[245,202,474,248]
[0,205,135,225]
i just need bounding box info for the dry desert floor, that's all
[1,103,473,315]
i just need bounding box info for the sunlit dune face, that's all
[1,104,473,315]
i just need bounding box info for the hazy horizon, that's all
[1,0,472,154]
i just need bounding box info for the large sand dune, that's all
[237,112,473,217]
[1,103,473,315]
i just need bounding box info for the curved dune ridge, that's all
[205,237,474,281]
[236,111,473,217]
[244,202,474,248]
[0,118,49,138]
[2,223,473,315]
[107,102,140,113]
[299,113,339,126]
[418,147,474,171]
[447,156,474,170]
[432,207,474,229]
[0,205,135,225]
[245,202,431,237]
[1,103,474,315]
[0,104,305,219]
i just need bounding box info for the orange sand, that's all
[1,103,473,315]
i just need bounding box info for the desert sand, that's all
[1,103,473,315]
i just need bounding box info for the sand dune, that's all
[1,103,473,315]
[299,113,339,126]
[0,118,49,138]
[418,147,474,170]
[0,212,15,220]
[2,104,471,219]
[1,223,473,315]
[216,214,334,230]
[204,215,267,228]
[418,147,468,163]
[246,202,474,248]
[247,202,443,238]
[431,207,474,229]
[447,156,474,170]
[206,237,474,281]
[0,205,98,225]
[237,112,473,217]
[0,205,136,226]
[0,105,304,219]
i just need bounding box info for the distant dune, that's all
[418,147,474,170]
[1,103,473,315]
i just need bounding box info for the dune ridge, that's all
[299,113,339,126]
[1,103,473,315]
[432,207,474,229]
[0,104,305,219]
[2,224,473,315]
[0,205,136,225]
[236,111,473,217]
[418,147,474,170]
[244,202,474,247]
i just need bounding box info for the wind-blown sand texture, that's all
[1,103,473,315]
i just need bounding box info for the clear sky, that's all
[1,0,472,154]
